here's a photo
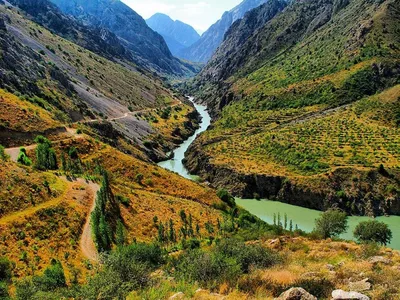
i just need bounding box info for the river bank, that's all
[157,97,400,250]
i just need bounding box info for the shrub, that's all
[0,145,8,161]
[216,189,236,207]
[354,220,392,246]
[0,257,12,282]
[216,239,281,273]
[0,281,10,299]
[173,249,241,288]
[135,173,144,184]
[32,259,66,291]
[17,148,32,166]
[314,209,348,239]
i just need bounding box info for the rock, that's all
[327,264,335,271]
[332,289,370,300]
[169,292,185,300]
[368,256,391,265]
[348,279,371,292]
[0,18,6,31]
[275,287,317,300]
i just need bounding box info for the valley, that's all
[0,0,399,298]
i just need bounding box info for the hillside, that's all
[185,0,400,216]
[48,0,197,77]
[177,0,269,63]
[146,13,200,56]
[0,2,200,159]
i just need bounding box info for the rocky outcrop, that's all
[332,289,370,300]
[275,287,317,300]
[184,140,400,216]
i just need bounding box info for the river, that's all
[157,97,400,250]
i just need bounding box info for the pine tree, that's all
[169,219,176,242]
[284,213,288,230]
[289,220,293,232]
[116,220,126,247]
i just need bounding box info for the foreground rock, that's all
[275,287,317,300]
[332,289,370,300]
[348,279,371,292]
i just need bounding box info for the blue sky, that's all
[122,0,242,33]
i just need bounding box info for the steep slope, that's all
[49,0,195,76]
[186,0,400,216]
[177,0,269,63]
[0,2,199,158]
[146,13,200,56]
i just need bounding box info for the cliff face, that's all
[177,0,269,63]
[50,0,194,76]
[184,140,400,217]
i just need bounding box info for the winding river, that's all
[158,98,400,250]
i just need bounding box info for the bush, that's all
[0,145,8,161]
[17,148,32,166]
[216,239,281,273]
[34,136,58,170]
[216,189,236,207]
[314,209,348,239]
[354,220,392,246]
[173,249,241,288]
[0,257,12,282]
[32,259,66,291]
[0,281,10,299]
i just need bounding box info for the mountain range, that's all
[177,0,269,63]
[48,0,198,76]
[146,13,200,57]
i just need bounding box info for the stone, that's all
[332,289,370,300]
[368,256,391,265]
[348,279,371,292]
[275,287,317,300]
[169,292,185,300]
[327,264,335,271]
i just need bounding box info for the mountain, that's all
[177,0,269,63]
[49,0,197,76]
[185,0,400,217]
[146,13,200,56]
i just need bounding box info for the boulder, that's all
[275,287,317,300]
[368,256,391,265]
[348,279,371,292]
[169,292,185,300]
[332,289,370,300]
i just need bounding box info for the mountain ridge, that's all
[146,13,200,56]
[177,0,269,63]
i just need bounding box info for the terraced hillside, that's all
[185,0,400,216]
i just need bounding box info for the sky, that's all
[122,0,242,33]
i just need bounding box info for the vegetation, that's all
[34,136,57,171]
[17,148,32,166]
[354,220,393,246]
[314,209,348,239]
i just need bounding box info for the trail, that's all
[4,140,100,262]
[80,181,100,262]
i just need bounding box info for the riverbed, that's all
[157,97,400,250]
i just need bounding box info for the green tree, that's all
[0,257,12,282]
[216,189,236,207]
[314,209,348,239]
[116,221,126,247]
[17,148,32,166]
[34,136,57,170]
[354,220,393,246]
[0,145,8,161]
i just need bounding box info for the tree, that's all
[314,209,348,239]
[0,257,12,282]
[354,220,392,246]
[17,148,32,166]
[116,221,126,247]
[0,145,8,161]
[34,136,57,170]
[216,189,236,207]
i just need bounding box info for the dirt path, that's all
[80,181,100,262]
